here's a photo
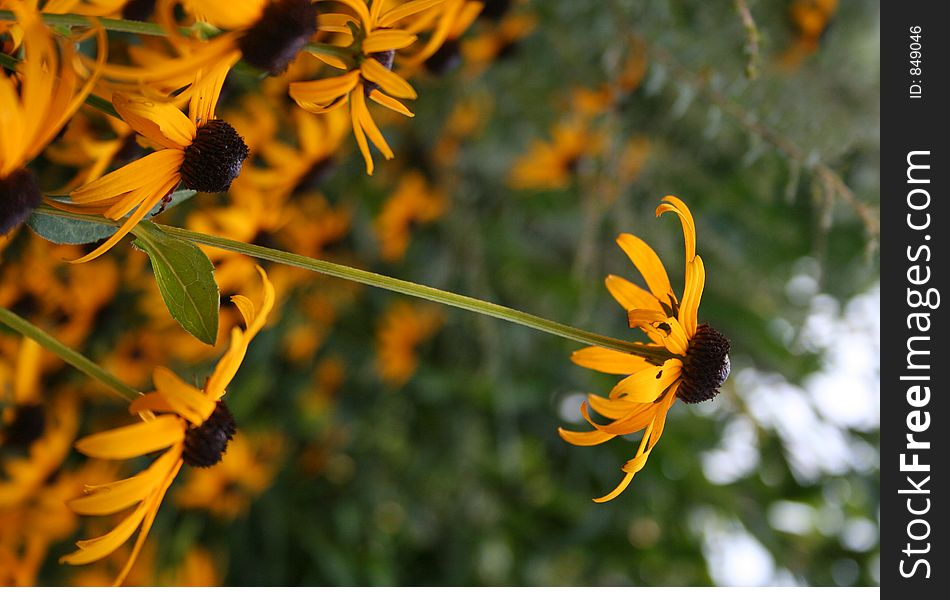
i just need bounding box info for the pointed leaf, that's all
[133,221,219,345]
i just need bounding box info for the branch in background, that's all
[734,0,761,80]
[650,46,880,249]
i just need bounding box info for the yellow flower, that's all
[49,69,249,263]
[289,0,447,174]
[60,267,275,585]
[374,171,446,262]
[0,3,104,234]
[87,0,318,98]
[560,196,730,502]
[375,301,443,386]
[508,120,604,190]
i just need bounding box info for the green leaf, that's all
[27,212,117,245]
[133,221,220,345]
[27,190,197,245]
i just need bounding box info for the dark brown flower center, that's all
[182,401,237,468]
[0,168,41,235]
[238,0,319,75]
[121,0,156,21]
[424,39,462,75]
[2,404,45,449]
[678,324,731,404]
[179,120,249,193]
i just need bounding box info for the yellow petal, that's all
[204,266,275,400]
[678,256,705,338]
[113,93,196,149]
[656,195,697,264]
[368,89,415,117]
[378,0,447,27]
[609,360,682,401]
[352,87,395,159]
[360,58,417,99]
[586,393,656,422]
[113,456,183,586]
[571,346,651,375]
[604,274,663,314]
[152,367,217,426]
[69,149,184,205]
[67,447,180,516]
[593,472,635,503]
[70,173,181,264]
[362,29,418,53]
[74,415,185,460]
[615,233,676,310]
[59,500,149,565]
[188,53,239,126]
[289,71,360,106]
[350,83,375,175]
[558,427,616,447]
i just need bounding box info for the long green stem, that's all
[0,10,184,36]
[0,306,140,402]
[33,206,678,363]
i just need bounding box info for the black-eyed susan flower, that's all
[60,267,274,585]
[87,0,318,98]
[289,0,447,174]
[50,70,249,263]
[559,196,730,502]
[0,4,103,235]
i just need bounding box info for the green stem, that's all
[0,10,185,37]
[0,306,140,402]
[33,206,677,363]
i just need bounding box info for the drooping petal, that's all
[558,427,616,447]
[615,233,676,312]
[593,419,654,503]
[74,415,185,460]
[571,346,653,375]
[351,87,395,160]
[593,471,635,503]
[368,90,415,117]
[68,149,184,205]
[361,58,418,99]
[69,170,181,264]
[586,393,657,422]
[67,447,180,516]
[59,501,150,565]
[112,456,183,586]
[350,83,375,174]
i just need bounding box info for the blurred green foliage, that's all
[32,0,880,586]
